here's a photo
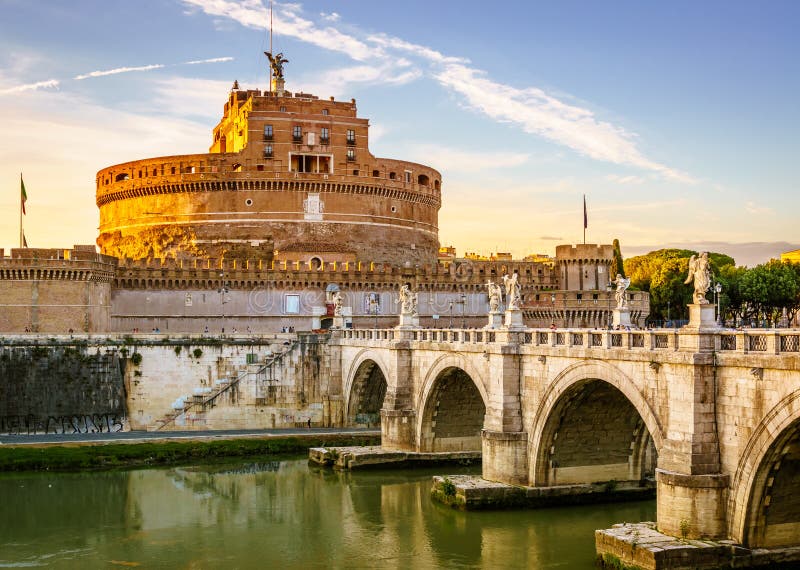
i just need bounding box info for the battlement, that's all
[555,244,614,262]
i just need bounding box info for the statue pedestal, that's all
[685,303,717,330]
[396,313,420,329]
[311,306,326,330]
[485,311,503,330]
[612,308,631,328]
[504,309,525,330]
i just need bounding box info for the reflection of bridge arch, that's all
[530,360,663,487]
[344,350,390,427]
[416,355,488,453]
[730,390,800,547]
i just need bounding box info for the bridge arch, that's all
[416,354,488,453]
[529,360,664,487]
[343,350,390,427]
[730,390,800,547]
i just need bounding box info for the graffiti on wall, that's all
[0,414,126,435]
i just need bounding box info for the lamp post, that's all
[715,282,723,326]
[667,302,671,329]
[218,271,229,334]
[606,282,614,329]
[551,293,557,329]
[448,299,454,329]
[458,293,467,328]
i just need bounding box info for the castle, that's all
[0,58,649,333]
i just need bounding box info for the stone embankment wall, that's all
[0,340,126,434]
[0,333,342,434]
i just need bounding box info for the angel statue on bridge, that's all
[264,51,289,78]
[398,284,418,316]
[502,272,522,311]
[684,252,711,304]
[612,274,631,309]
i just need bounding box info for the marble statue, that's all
[684,251,711,304]
[333,291,343,317]
[502,272,522,310]
[486,281,502,312]
[399,284,417,315]
[612,274,631,309]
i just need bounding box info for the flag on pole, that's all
[20,174,27,215]
[583,194,587,229]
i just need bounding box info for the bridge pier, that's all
[481,430,528,485]
[380,409,416,451]
[656,469,729,539]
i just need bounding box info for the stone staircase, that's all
[147,340,298,431]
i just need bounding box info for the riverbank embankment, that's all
[0,431,380,472]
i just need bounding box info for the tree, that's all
[739,260,800,327]
[624,249,737,323]
[610,239,625,279]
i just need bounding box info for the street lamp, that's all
[218,271,229,334]
[667,302,671,329]
[448,299,454,329]
[458,293,467,328]
[551,293,557,329]
[715,282,723,326]
[606,282,614,329]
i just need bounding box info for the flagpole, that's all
[19,172,23,248]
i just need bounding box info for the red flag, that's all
[21,174,27,215]
[583,194,587,229]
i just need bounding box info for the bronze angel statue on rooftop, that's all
[264,51,289,78]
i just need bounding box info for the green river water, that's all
[0,459,654,569]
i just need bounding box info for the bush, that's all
[193,348,203,359]
[130,352,143,366]
[441,477,457,497]
[174,346,182,356]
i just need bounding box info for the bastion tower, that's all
[96,60,441,265]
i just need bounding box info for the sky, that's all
[0,0,798,267]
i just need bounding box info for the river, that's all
[0,459,654,568]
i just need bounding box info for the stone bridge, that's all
[329,325,800,549]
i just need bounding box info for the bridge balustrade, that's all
[338,327,800,356]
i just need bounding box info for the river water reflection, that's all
[0,459,654,568]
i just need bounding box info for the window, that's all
[284,294,300,314]
[320,127,329,144]
[263,124,273,140]
[346,148,355,162]
[389,172,396,180]
[264,145,273,158]
[346,129,355,145]
[293,125,302,142]
[152,168,157,176]
[322,109,329,116]
[404,170,412,183]
[280,106,286,112]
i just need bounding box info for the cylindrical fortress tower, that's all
[96,86,441,264]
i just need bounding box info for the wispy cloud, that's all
[745,201,773,215]
[75,64,165,80]
[606,174,646,185]
[180,0,693,183]
[0,79,59,95]
[407,145,530,173]
[320,12,339,22]
[184,56,234,64]
[540,236,564,241]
